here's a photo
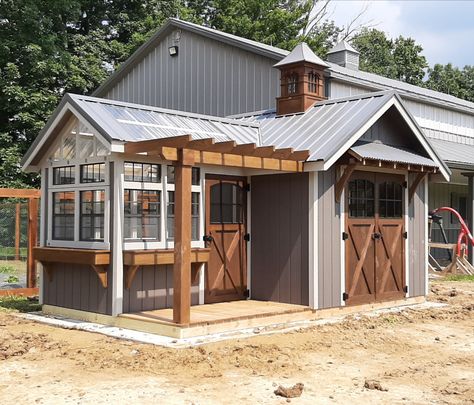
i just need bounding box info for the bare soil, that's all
[1,280,473,404]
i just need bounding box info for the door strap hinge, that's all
[244,289,250,298]
[244,233,250,242]
[342,232,349,241]
[402,181,408,188]
[342,292,349,301]
[403,285,408,293]
[403,231,408,239]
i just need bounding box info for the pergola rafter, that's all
[123,135,310,173]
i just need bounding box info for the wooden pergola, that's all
[124,135,310,324]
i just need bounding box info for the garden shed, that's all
[22,43,449,338]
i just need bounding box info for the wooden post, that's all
[15,203,21,260]
[173,149,194,325]
[27,198,39,288]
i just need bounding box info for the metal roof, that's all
[69,94,260,145]
[350,140,437,167]
[428,138,474,168]
[235,90,450,179]
[327,40,359,55]
[94,18,474,113]
[238,91,394,161]
[274,42,329,68]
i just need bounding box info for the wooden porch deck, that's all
[120,300,312,327]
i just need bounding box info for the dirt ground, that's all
[1,280,473,405]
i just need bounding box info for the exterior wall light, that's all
[169,46,178,57]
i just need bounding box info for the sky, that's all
[325,0,474,68]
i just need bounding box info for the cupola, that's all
[274,42,329,115]
[327,40,360,70]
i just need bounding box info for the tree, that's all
[425,63,474,102]
[351,28,427,85]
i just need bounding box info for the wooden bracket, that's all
[191,263,203,284]
[90,265,108,288]
[409,172,427,203]
[125,265,140,289]
[42,264,54,282]
[335,164,357,203]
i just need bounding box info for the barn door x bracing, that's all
[204,175,247,303]
[345,171,406,305]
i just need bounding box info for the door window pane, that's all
[210,182,244,224]
[348,179,375,218]
[379,181,403,218]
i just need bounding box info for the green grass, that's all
[0,264,15,274]
[0,296,41,313]
[442,274,474,282]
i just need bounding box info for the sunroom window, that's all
[80,190,105,241]
[124,162,161,183]
[124,189,161,240]
[53,166,75,185]
[52,191,75,240]
[80,163,105,183]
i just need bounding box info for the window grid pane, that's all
[80,163,105,183]
[80,190,105,241]
[124,189,161,240]
[53,166,75,185]
[52,192,75,240]
[166,191,200,241]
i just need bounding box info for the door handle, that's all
[372,232,382,240]
[203,234,213,243]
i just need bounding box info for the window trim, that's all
[124,189,162,241]
[79,189,106,242]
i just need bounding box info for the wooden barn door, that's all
[345,172,405,305]
[204,175,247,303]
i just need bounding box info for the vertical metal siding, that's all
[317,168,342,308]
[105,30,280,117]
[408,173,427,297]
[122,265,200,313]
[250,173,309,306]
[43,263,110,314]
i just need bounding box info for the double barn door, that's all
[345,172,406,305]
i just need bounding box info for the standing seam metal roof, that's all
[69,94,261,145]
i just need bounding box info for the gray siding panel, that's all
[104,30,280,117]
[409,175,427,297]
[317,168,342,309]
[43,263,110,315]
[250,173,309,306]
[122,265,200,313]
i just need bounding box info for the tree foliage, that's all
[0,1,472,188]
[351,28,428,85]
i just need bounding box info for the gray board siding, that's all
[123,265,200,313]
[43,263,110,315]
[408,174,427,297]
[317,167,342,309]
[250,173,309,306]
[105,29,280,117]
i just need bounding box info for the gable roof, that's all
[327,40,359,55]
[94,18,474,114]
[233,90,450,179]
[273,42,329,68]
[21,93,260,170]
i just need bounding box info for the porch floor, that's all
[120,300,311,327]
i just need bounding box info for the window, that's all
[80,190,105,241]
[451,192,468,223]
[287,73,298,94]
[166,165,200,185]
[308,71,319,93]
[348,179,375,218]
[124,190,161,240]
[167,191,200,241]
[124,162,161,183]
[53,166,75,185]
[379,182,403,218]
[52,192,75,240]
[210,183,244,224]
[80,163,105,183]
